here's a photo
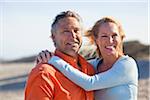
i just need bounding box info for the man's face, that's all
[52,17,82,57]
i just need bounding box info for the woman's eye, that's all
[112,34,118,38]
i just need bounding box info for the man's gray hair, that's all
[51,10,82,34]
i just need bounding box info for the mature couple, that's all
[25,11,138,100]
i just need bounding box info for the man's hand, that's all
[36,50,53,64]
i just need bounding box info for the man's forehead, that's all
[57,17,81,28]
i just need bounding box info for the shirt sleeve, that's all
[48,56,138,91]
[25,71,54,100]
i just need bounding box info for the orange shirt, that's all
[25,50,95,100]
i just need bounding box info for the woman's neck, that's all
[102,52,124,64]
[103,56,117,65]
[98,54,123,73]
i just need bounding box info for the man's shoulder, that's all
[29,63,57,78]
[37,63,56,72]
[84,60,95,75]
[25,64,56,95]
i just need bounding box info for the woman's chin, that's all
[105,50,116,56]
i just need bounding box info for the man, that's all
[25,11,95,100]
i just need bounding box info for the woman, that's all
[37,17,138,100]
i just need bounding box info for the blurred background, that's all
[0,0,149,100]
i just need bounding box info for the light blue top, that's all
[48,55,138,100]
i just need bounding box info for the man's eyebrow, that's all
[74,26,81,29]
[100,33,107,35]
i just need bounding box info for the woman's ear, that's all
[121,35,125,40]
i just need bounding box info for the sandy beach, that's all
[0,60,149,100]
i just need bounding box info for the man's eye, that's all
[101,35,108,37]
[74,29,80,33]
[63,30,70,33]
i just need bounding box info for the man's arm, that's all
[25,65,55,100]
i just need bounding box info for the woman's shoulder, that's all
[117,55,138,85]
[118,55,137,66]
[115,55,138,76]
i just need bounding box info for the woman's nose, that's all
[108,36,114,43]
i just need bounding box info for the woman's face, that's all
[95,22,123,57]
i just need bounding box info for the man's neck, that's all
[63,52,78,60]
[55,50,81,69]
[55,49,78,61]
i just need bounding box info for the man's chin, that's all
[69,49,79,54]
[64,49,79,57]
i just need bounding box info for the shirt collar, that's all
[54,49,78,67]
[54,49,88,72]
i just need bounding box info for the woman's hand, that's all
[36,50,53,64]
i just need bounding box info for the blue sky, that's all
[0,0,149,60]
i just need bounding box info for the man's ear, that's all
[51,34,54,40]
[51,34,56,47]
[95,37,98,44]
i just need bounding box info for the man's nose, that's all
[70,31,77,39]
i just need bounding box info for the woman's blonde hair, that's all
[85,16,125,57]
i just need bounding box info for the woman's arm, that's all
[48,56,138,91]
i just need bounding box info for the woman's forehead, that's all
[98,22,119,33]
